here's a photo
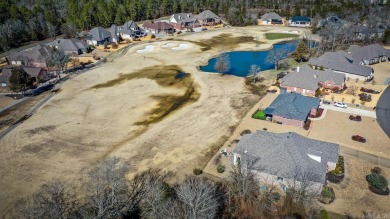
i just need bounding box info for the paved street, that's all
[320,103,377,118]
[376,86,390,138]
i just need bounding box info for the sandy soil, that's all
[0,96,17,109]
[324,156,390,218]
[0,25,305,216]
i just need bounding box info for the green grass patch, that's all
[265,33,299,40]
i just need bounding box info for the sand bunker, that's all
[161,43,175,48]
[172,44,188,50]
[281,30,299,34]
[136,45,155,53]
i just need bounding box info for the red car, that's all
[352,135,366,143]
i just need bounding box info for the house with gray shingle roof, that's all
[86,27,118,46]
[280,65,345,96]
[233,131,339,192]
[348,44,390,65]
[46,38,88,55]
[259,12,283,25]
[8,44,52,68]
[195,10,221,26]
[0,67,46,92]
[169,13,201,31]
[309,51,374,81]
[117,21,146,40]
[264,93,320,127]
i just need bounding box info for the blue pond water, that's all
[200,41,298,77]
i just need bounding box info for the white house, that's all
[288,16,311,27]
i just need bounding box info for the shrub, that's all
[151,34,156,39]
[112,43,118,49]
[320,210,329,219]
[315,89,322,97]
[240,129,251,136]
[263,128,267,131]
[321,186,333,199]
[372,167,382,174]
[193,168,203,175]
[216,164,225,173]
[366,173,388,190]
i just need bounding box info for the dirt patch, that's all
[24,125,57,135]
[183,33,258,51]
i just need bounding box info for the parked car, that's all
[352,135,366,143]
[360,87,380,94]
[334,102,347,108]
[277,72,288,79]
[349,115,362,121]
[267,89,277,93]
[323,100,331,105]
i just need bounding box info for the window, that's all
[1,83,7,87]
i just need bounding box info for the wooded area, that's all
[1,0,390,53]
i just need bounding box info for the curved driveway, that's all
[377,86,390,138]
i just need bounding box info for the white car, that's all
[333,102,347,108]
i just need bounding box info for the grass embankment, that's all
[181,33,260,51]
[265,33,299,40]
[91,65,200,125]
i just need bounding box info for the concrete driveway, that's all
[376,86,390,138]
[320,103,377,118]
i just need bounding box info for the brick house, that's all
[169,13,201,31]
[264,93,320,127]
[280,65,345,96]
[233,131,340,192]
[8,44,52,68]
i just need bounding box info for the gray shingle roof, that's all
[9,44,51,63]
[46,38,88,53]
[118,20,143,35]
[234,131,339,184]
[171,13,197,24]
[281,65,344,91]
[264,93,320,121]
[260,12,282,21]
[1,67,43,80]
[0,69,12,85]
[348,44,390,61]
[143,21,174,30]
[309,51,373,77]
[88,27,112,41]
[195,10,220,20]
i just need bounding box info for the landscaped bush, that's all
[111,43,118,49]
[366,173,388,191]
[371,167,382,174]
[193,168,203,175]
[240,129,251,136]
[327,156,345,183]
[303,119,311,130]
[216,164,225,173]
[319,185,335,204]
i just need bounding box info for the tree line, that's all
[15,157,325,219]
[1,0,390,53]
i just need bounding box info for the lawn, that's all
[265,33,299,40]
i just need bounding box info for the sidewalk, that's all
[320,104,376,118]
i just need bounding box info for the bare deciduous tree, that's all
[266,48,288,70]
[214,51,231,75]
[248,65,261,83]
[48,48,69,78]
[175,177,221,219]
[16,180,78,219]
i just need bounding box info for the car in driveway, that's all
[352,135,366,143]
[334,102,347,108]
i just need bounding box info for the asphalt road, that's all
[376,86,390,138]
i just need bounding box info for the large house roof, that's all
[348,44,390,61]
[9,44,51,63]
[46,38,88,53]
[143,21,174,30]
[309,51,373,77]
[171,13,197,24]
[290,16,311,22]
[87,27,112,42]
[1,67,43,80]
[195,10,220,20]
[264,93,320,121]
[234,131,339,184]
[281,65,345,91]
[117,20,143,35]
[260,12,282,21]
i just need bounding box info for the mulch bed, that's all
[368,186,390,196]
[327,157,345,184]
